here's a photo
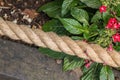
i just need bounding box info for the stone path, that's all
[0,38,78,80]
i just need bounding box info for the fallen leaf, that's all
[23,9,38,19]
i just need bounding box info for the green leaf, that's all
[80,0,101,9]
[78,2,87,8]
[114,42,120,51]
[61,0,73,16]
[42,19,69,35]
[59,18,84,34]
[86,24,99,40]
[83,26,90,40]
[71,36,84,40]
[81,63,95,80]
[81,63,103,80]
[91,11,102,23]
[102,11,112,24]
[71,7,89,25]
[69,0,79,8]
[100,66,115,80]
[61,0,79,16]
[89,24,98,31]
[94,64,103,80]
[83,33,90,40]
[39,47,68,59]
[114,4,120,16]
[63,56,84,71]
[38,1,62,18]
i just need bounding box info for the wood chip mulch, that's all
[0,0,51,28]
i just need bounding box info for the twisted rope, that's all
[0,17,120,67]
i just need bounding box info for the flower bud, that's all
[99,5,107,13]
[85,62,92,68]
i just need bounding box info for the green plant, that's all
[38,0,120,79]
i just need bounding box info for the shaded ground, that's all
[0,38,79,80]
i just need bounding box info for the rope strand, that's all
[0,17,120,67]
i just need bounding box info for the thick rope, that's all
[0,17,120,67]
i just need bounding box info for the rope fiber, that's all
[0,17,120,67]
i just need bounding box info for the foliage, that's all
[100,66,115,80]
[42,19,70,35]
[63,56,84,71]
[39,47,67,59]
[38,0,120,80]
[81,63,103,80]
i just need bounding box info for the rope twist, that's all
[0,17,120,67]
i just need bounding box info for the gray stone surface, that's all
[0,38,78,80]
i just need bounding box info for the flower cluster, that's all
[106,18,120,29]
[41,1,120,79]
[106,18,120,43]
[99,5,120,43]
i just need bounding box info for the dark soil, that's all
[0,0,51,28]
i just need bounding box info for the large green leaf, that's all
[38,1,62,18]
[42,19,69,35]
[39,47,68,59]
[61,0,73,16]
[100,66,115,80]
[71,7,89,25]
[80,0,101,9]
[69,0,79,8]
[61,0,79,16]
[59,18,85,34]
[63,56,84,71]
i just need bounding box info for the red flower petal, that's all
[112,33,120,42]
[113,23,119,29]
[99,5,107,13]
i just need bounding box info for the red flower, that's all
[106,22,113,29]
[108,18,117,24]
[99,5,107,13]
[112,33,120,42]
[106,18,118,29]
